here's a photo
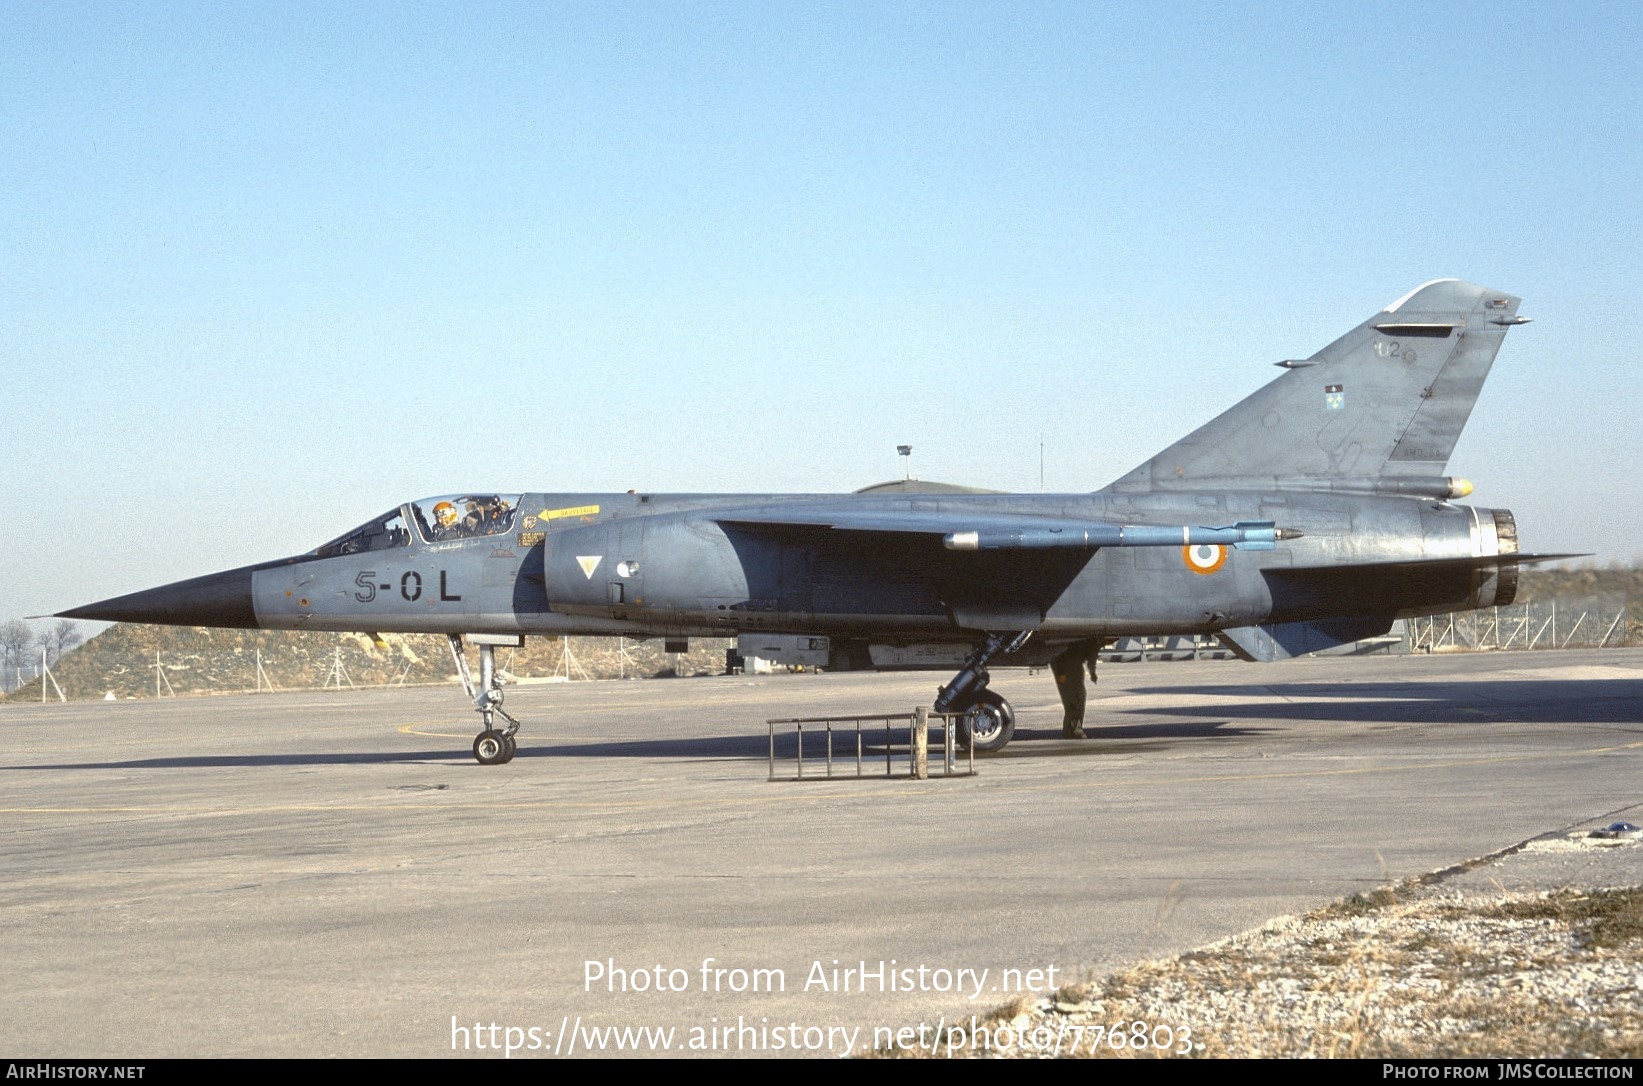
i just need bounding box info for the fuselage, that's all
[72,488,1516,647]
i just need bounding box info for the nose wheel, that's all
[473,729,517,766]
[449,634,524,764]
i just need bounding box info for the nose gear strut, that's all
[448,633,523,764]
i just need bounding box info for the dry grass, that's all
[867,872,1643,1058]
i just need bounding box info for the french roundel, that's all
[1182,544,1227,575]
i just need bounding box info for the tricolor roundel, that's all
[1182,543,1227,575]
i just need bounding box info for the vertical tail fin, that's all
[1107,280,1526,492]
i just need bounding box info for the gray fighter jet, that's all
[61,279,1560,764]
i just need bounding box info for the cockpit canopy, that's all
[312,494,521,557]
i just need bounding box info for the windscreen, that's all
[411,494,520,542]
[312,508,413,557]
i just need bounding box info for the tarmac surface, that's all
[4,648,1642,1058]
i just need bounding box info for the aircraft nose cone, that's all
[58,565,260,628]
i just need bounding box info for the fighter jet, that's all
[61,279,1559,764]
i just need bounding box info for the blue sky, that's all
[5,1,1641,623]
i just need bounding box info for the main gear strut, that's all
[934,630,1032,753]
[934,630,1032,714]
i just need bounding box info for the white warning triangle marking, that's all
[576,555,602,579]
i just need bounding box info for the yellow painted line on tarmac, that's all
[398,721,471,739]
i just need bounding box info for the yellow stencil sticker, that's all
[539,505,601,521]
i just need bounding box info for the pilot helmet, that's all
[434,501,457,527]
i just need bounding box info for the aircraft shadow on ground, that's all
[1,719,1268,771]
[547,718,1269,760]
[20,673,1634,772]
[0,749,479,771]
[1123,678,1643,726]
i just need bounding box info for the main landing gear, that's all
[449,634,523,765]
[933,631,1032,753]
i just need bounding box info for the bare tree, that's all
[1,620,33,689]
[47,620,81,665]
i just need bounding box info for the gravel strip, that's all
[878,831,1643,1058]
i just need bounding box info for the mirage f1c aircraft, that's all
[61,279,1562,764]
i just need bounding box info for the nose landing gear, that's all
[449,634,524,764]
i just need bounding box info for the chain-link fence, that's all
[1,662,39,694]
[1405,594,1632,652]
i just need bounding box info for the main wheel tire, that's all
[502,735,518,763]
[955,689,1016,753]
[473,730,508,765]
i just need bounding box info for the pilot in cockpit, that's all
[432,501,461,541]
[479,496,512,533]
